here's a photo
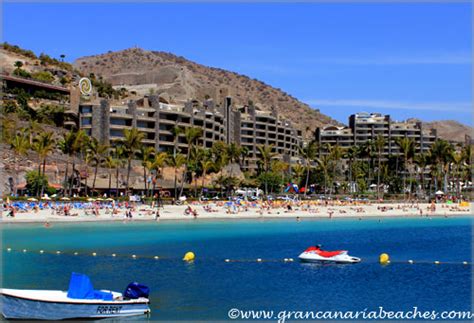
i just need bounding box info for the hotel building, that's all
[315,112,437,156]
[79,96,302,171]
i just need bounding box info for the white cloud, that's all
[305,99,472,112]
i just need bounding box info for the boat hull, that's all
[1,292,150,320]
[298,252,361,264]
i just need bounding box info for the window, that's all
[110,118,128,126]
[81,117,92,126]
[110,129,124,137]
[81,106,92,113]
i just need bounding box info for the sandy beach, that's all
[1,202,472,223]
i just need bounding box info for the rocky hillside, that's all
[74,48,339,138]
[423,120,472,143]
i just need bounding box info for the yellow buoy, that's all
[379,253,390,264]
[183,252,195,262]
[112,253,116,257]
[288,258,294,262]
[92,252,97,256]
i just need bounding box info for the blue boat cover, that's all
[67,272,113,300]
[124,282,150,299]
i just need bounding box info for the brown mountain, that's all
[74,47,339,138]
[406,118,472,142]
[424,120,472,143]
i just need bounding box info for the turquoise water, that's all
[1,216,473,321]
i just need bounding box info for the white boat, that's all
[298,245,361,264]
[1,273,150,320]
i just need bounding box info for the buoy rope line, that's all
[3,248,472,265]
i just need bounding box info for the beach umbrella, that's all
[27,198,38,202]
[95,198,104,201]
[105,198,114,201]
[435,191,444,195]
[60,197,70,201]
[87,198,95,202]
[42,196,51,200]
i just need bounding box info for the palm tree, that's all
[167,153,186,198]
[396,137,415,198]
[121,128,145,195]
[103,154,116,196]
[31,132,55,196]
[451,151,464,198]
[271,160,289,193]
[257,144,277,195]
[171,125,184,158]
[227,143,242,178]
[374,135,385,199]
[9,133,30,195]
[315,154,332,195]
[62,130,88,196]
[83,150,93,197]
[429,139,454,193]
[292,164,305,186]
[298,141,317,196]
[149,151,168,199]
[211,141,229,176]
[240,146,250,169]
[112,145,125,197]
[328,144,345,195]
[414,152,430,198]
[137,146,155,197]
[179,127,203,197]
[200,159,215,196]
[58,132,75,196]
[345,145,361,195]
[361,140,376,187]
[461,144,473,187]
[88,138,109,195]
[23,120,44,146]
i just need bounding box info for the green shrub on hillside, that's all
[1,100,18,114]
[31,71,55,84]
[13,68,31,79]
[37,104,65,126]
[2,42,37,59]
[39,53,73,71]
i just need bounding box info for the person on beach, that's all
[155,209,160,221]
[7,206,15,218]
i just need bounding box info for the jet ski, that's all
[298,245,361,264]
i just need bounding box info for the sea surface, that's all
[1,216,473,321]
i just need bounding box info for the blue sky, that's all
[3,2,472,125]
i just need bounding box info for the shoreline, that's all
[1,203,472,224]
